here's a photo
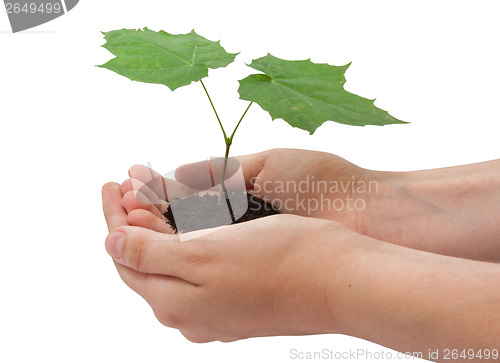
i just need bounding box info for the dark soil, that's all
[163,191,279,233]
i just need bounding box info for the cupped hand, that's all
[103,181,347,342]
[121,148,371,232]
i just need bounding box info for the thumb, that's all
[105,226,198,282]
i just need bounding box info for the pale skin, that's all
[102,148,500,361]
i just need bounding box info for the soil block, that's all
[164,191,279,233]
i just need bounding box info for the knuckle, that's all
[155,310,182,328]
[151,289,196,330]
[126,232,148,272]
[180,331,214,343]
[153,303,187,329]
[183,243,215,267]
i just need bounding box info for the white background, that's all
[1,1,499,362]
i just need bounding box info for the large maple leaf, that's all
[238,54,407,134]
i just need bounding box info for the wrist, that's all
[356,161,500,260]
[354,167,465,250]
[354,169,416,242]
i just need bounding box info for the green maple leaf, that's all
[238,54,407,134]
[98,28,238,91]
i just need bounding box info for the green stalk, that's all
[200,79,227,141]
[229,101,253,141]
[218,142,231,204]
[218,102,253,203]
[199,80,253,204]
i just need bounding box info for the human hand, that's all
[103,181,347,342]
[120,148,500,261]
[103,180,500,356]
[121,148,369,232]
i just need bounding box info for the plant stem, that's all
[229,102,253,142]
[198,79,253,204]
[217,102,253,204]
[200,79,227,141]
[218,141,231,204]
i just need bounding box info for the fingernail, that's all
[106,232,124,258]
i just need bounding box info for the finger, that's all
[127,209,174,234]
[178,150,275,190]
[163,177,201,200]
[130,179,170,215]
[122,189,167,219]
[130,178,168,205]
[102,182,128,231]
[174,160,212,189]
[105,226,206,284]
[129,164,168,201]
[113,261,194,307]
[175,158,241,190]
[129,164,200,202]
[120,179,133,195]
[113,262,151,299]
[234,150,274,189]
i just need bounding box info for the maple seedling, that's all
[99,28,407,202]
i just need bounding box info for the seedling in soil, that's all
[98,28,407,229]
